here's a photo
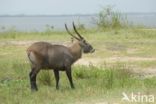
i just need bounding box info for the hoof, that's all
[31,89,38,92]
[56,87,59,90]
[31,87,38,92]
[71,86,75,89]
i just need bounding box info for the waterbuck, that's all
[27,22,95,91]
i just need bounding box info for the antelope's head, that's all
[65,22,95,53]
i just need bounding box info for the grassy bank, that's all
[0,60,156,104]
[0,28,156,103]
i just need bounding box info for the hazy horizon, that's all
[0,0,156,15]
[0,12,156,16]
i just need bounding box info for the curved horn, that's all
[65,24,80,40]
[72,22,84,39]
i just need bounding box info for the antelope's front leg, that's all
[53,70,60,89]
[65,67,75,89]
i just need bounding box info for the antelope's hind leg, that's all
[29,67,40,91]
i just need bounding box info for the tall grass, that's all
[38,70,54,86]
[93,6,129,29]
[0,55,156,104]
[36,63,152,90]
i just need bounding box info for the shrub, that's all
[38,70,54,86]
[94,6,128,29]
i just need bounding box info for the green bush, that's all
[38,70,54,86]
[94,6,128,29]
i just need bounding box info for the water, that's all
[0,13,156,32]
[0,15,96,32]
[125,13,156,28]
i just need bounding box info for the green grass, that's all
[0,28,156,103]
[0,59,156,104]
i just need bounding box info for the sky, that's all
[0,0,156,15]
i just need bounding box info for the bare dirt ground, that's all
[0,40,63,46]
[76,57,156,76]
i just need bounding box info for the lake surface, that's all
[0,13,156,32]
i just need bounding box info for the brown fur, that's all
[27,23,94,91]
[68,41,82,62]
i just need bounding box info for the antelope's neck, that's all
[69,41,82,62]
